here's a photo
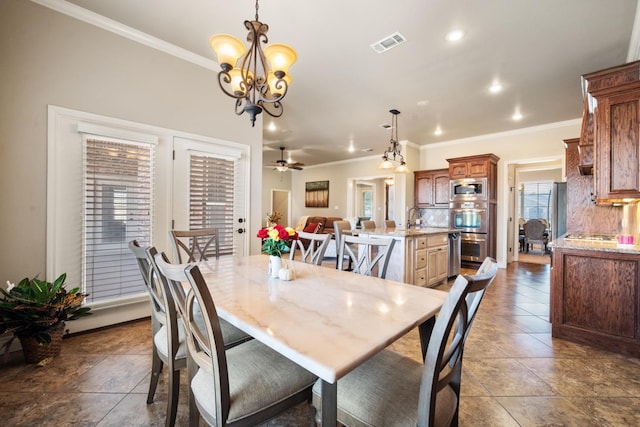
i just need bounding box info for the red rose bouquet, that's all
[257,224,299,257]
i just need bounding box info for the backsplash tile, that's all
[419,208,449,228]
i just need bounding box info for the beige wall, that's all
[0,0,263,283]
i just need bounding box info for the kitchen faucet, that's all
[407,207,417,229]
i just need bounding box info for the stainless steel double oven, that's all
[449,178,489,262]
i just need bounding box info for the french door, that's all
[172,137,249,256]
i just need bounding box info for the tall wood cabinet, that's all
[583,60,640,203]
[414,168,449,208]
[446,153,499,260]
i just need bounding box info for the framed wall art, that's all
[305,180,329,208]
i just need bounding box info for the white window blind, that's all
[189,155,235,256]
[83,137,155,304]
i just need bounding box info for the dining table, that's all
[196,254,448,426]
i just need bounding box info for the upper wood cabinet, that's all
[584,60,640,203]
[447,154,499,180]
[414,168,450,208]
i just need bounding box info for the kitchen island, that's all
[550,235,640,358]
[358,228,453,287]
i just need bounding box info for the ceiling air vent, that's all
[370,32,407,53]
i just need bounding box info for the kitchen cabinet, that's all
[551,244,640,358]
[414,169,450,208]
[447,154,498,180]
[578,96,594,175]
[582,60,640,203]
[426,234,448,286]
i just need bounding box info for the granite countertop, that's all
[359,227,455,238]
[551,235,640,254]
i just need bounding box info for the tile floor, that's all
[1,262,639,426]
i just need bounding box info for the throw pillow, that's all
[303,222,321,233]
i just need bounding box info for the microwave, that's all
[450,178,487,201]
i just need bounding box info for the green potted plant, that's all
[0,273,91,364]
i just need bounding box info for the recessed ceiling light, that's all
[348,142,355,153]
[489,82,503,94]
[417,100,430,107]
[512,111,523,121]
[268,122,276,131]
[434,126,443,136]
[445,29,465,42]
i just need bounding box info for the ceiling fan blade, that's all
[290,166,304,170]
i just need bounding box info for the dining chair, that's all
[170,229,220,262]
[129,241,186,427]
[169,261,317,426]
[384,220,396,230]
[523,219,548,253]
[311,257,499,427]
[360,220,376,230]
[289,231,331,266]
[332,220,354,269]
[152,252,253,427]
[338,235,396,279]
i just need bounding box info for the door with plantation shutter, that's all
[172,137,249,257]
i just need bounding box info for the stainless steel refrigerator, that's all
[550,182,567,241]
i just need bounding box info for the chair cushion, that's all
[303,222,321,233]
[154,323,187,360]
[191,339,317,424]
[193,300,250,347]
[312,349,458,427]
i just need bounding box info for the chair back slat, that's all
[185,264,232,426]
[129,241,166,329]
[289,231,331,265]
[338,235,395,278]
[170,229,220,262]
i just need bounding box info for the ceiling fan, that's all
[273,146,304,171]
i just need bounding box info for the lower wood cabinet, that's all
[362,232,449,287]
[426,234,448,287]
[551,247,640,358]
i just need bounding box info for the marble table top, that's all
[197,254,447,383]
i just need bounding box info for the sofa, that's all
[297,216,344,235]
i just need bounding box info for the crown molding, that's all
[31,0,219,71]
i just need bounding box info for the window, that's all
[83,137,154,304]
[519,182,552,223]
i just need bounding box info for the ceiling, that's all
[62,0,639,167]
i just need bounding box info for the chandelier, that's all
[379,109,409,173]
[209,0,297,127]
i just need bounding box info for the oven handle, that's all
[461,236,486,243]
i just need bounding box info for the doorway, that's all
[505,160,563,264]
